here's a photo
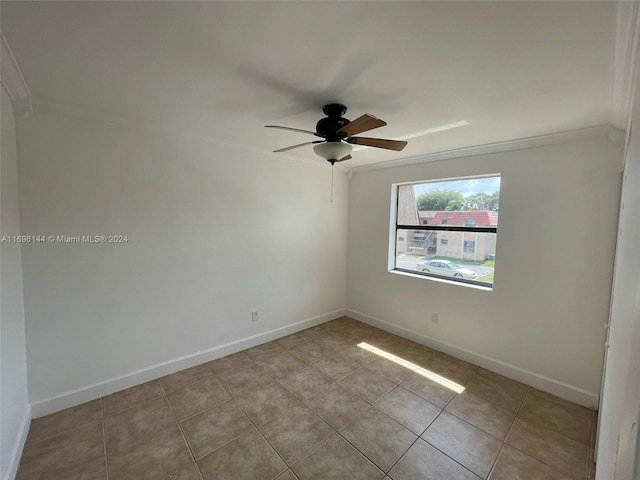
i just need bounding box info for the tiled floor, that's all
[17,317,598,480]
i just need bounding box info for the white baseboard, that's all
[4,403,31,480]
[347,309,599,409]
[31,309,346,418]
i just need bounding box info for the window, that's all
[393,175,500,288]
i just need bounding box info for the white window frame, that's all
[388,174,499,289]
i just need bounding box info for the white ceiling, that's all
[1,1,616,169]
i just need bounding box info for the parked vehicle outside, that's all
[416,259,478,279]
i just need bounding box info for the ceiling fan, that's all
[266,103,407,164]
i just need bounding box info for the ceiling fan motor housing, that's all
[316,103,350,142]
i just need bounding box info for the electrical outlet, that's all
[251,311,258,322]
[431,312,439,324]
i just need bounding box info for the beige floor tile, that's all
[384,343,435,367]
[234,381,302,426]
[288,341,333,364]
[17,319,600,480]
[197,427,287,480]
[215,363,274,397]
[517,393,591,445]
[423,411,502,479]
[104,396,176,451]
[307,331,354,350]
[253,351,309,379]
[275,470,299,480]
[275,366,334,400]
[292,328,325,341]
[464,370,528,412]
[489,444,572,480]
[400,371,458,408]
[206,351,254,376]
[305,324,331,334]
[105,397,192,479]
[161,365,214,394]
[374,386,442,435]
[299,349,361,380]
[111,429,192,479]
[337,323,377,337]
[338,367,396,403]
[180,399,253,460]
[528,389,594,420]
[166,463,204,480]
[245,341,285,360]
[272,332,316,350]
[167,377,231,420]
[340,407,417,472]
[292,434,384,480]
[304,383,369,429]
[426,354,478,385]
[388,438,481,480]
[338,343,381,365]
[103,379,165,416]
[260,402,333,464]
[367,356,415,383]
[446,391,515,440]
[506,419,588,479]
[338,330,368,344]
[17,420,106,480]
[26,399,103,445]
[363,332,404,350]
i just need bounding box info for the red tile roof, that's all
[431,211,498,226]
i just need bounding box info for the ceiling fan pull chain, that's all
[331,163,334,203]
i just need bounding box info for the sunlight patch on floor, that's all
[357,341,465,393]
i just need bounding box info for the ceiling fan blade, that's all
[337,114,387,136]
[265,125,323,137]
[338,154,352,162]
[347,137,408,151]
[274,141,324,153]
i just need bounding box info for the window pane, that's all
[395,229,497,285]
[398,177,500,227]
[397,185,422,226]
[394,175,500,287]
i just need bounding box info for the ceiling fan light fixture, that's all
[313,142,353,163]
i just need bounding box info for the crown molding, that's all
[610,0,640,130]
[0,31,32,118]
[348,125,616,175]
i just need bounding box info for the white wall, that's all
[0,87,30,479]
[16,111,348,414]
[595,53,640,479]
[347,136,622,407]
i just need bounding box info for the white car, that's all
[416,259,477,279]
